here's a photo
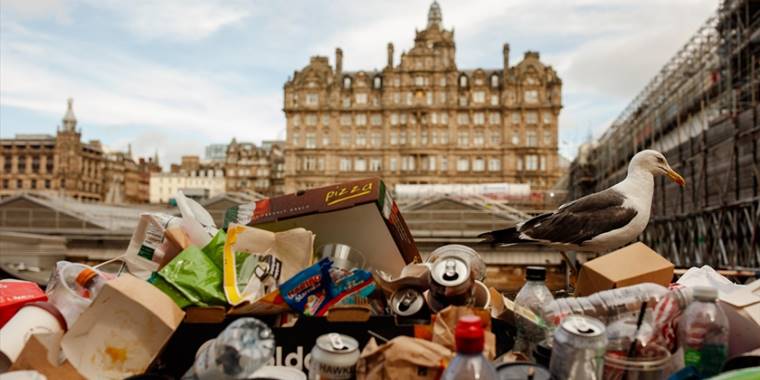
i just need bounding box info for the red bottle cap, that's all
[455,315,485,354]
[75,268,97,288]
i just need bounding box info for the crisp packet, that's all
[158,245,227,307]
[279,258,332,316]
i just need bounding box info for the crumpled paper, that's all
[432,306,496,360]
[356,336,452,380]
[677,265,744,297]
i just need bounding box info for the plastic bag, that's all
[158,246,227,307]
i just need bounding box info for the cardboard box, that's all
[719,279,760,356]
[10,334,85,380]
[575,242,674,296]
[224,177,419,276]
[60,274,185,380]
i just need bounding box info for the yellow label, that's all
[325,182,373,206]
[223,224,245,305]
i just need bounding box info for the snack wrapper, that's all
[279,258,332,316]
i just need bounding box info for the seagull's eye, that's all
[656,157,665,164]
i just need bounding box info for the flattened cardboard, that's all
[10,334,85,380]
[719,279,760,356]
[61,274,184,380]
[575,242,674,296]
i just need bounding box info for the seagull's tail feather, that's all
[478,226,533,245]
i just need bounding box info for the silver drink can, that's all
[308,333,359,380]
[549,315,607,380]
[427,255,474,312]
[390,287,426,317]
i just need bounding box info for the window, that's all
[343,77,352,89]
[527,130,538,147]
[489,95,499,106]
[427,156,436,171]
[489,158,501,171]
[526,155,539,170]
[390,113,399,125]
[526,112,538,124]
[473,91,486,103]
[373,76,382,89]
[441,113,448,124]
[440,77,447,87]
[490,131,501,145]
[340,114,352,126]
[16,179,22,188]
[402,156,415,171]
[543,112,553,123]
[44,179,50,189]
[342,97,351,108]
[394,78,400,87]
[543,130,552,146]
[473,158,485,172]
[355,158,367,172]
[473,112,485,125]
[31,179,37,189]
[355,93,367,105]
[317,158,325,171]
[459,75,468,88]
[459,95,468,106]
[393,93,400,104]
[489,112,501,125]
[341,133,351,147]
[399,131,407,145]
[458,131,469,147]
[491,75,499,88]
[517,157,523,171]
[322,133,331,146]
[524,90,538,103]
[371,132,382,147]
[305,114,317,126]
[405,92,412,105]
[511,113,521,124]
[389,157,398,171]
[457,157,469,172]
[432,131,439,145]
[305,133,316,148]
[431,113,438,125]
[473,131,484,146]
[420,131,428,145]
[400,113,408,125]
[355,132,366,146]
[370,158,382,171]
[1,179,7,189]
[457,113,469,125]
[371,114,382,126]
[390,132,398,145]
[292,132,300,146]
[355,114,367,126]
[440,130,449,144]
[306,94,318,106]
[441,157,448,171]
[415,76,424,86]
[303,157,317,171]
[339,158,351,172]
[426,92,433,105]
[540,155,547,171]
[438,92,447,104]
[512,131,520,145]
[321,114,330,126]
[292,115,300,126]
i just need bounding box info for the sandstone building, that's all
[283,1,562,194]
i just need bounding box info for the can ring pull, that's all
[328,333,348,351]
[442,259,459,281]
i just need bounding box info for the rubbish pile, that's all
[0,178,759,380]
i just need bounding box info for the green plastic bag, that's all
[148,272,192,309]
[158,245,227,307]
[202,229,227,270]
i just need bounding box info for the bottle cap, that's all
[526,266,546,281]
[692,286,718,302]
[75,268,97,287]
[454,315,485,354]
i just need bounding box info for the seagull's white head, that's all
[629,149,686,186]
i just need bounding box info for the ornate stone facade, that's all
[224,139,285,196]
[283,1,562,194]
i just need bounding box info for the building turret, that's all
[62,98,77,131]
[427,1,442,29]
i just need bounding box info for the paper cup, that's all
[0,302,67,362]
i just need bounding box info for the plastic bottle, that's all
[441,315,498,380]
[678,286,729,378]
[541,283,669,326]
[182,317,275,380]
[513,266,554,354]
[74,268,107,299]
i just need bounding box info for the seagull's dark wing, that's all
[519,188,638,245]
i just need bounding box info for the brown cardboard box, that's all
[60,274,185,379]
[10,334,86,380]
[719,279,760,356]
[224,177,420,276]
[575,242,674,296]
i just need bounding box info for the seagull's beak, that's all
[665,167,686,186]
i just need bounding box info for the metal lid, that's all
[428,244,486,281]
[316,333,358,354]
[525,266,546,281]
[495,362,552,380]
[560,315,605,338]
[430,256,470,287]
[693,286,718,302]
[390,288,425,316]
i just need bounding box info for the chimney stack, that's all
[387,43,394,68]
[335,48,343,75]
[503,43,510,70]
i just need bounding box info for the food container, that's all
[0,302,67,362]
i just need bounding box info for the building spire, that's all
[427,1,442,29]
[62,97,77,131]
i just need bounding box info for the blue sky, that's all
[1,0,716,166]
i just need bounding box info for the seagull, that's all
[479,150,685,253]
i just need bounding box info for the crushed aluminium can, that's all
[549,315,607,380]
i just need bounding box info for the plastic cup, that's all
[45,262,97,327]
[316,243,366,270]
[0,302,67,362]
[603,344,670,380]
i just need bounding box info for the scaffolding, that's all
[570,0,760,269]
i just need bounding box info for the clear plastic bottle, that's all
[441,315,498,380]
[182,317,275,380]
[678,286,729,378]
[513,266,554,354]
[541,283,668,326]
[74,267,107,299]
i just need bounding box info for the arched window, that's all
[459,74,468,88]
[343,76,352,89]
[373,76,382,89]
[491,74,499,88]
